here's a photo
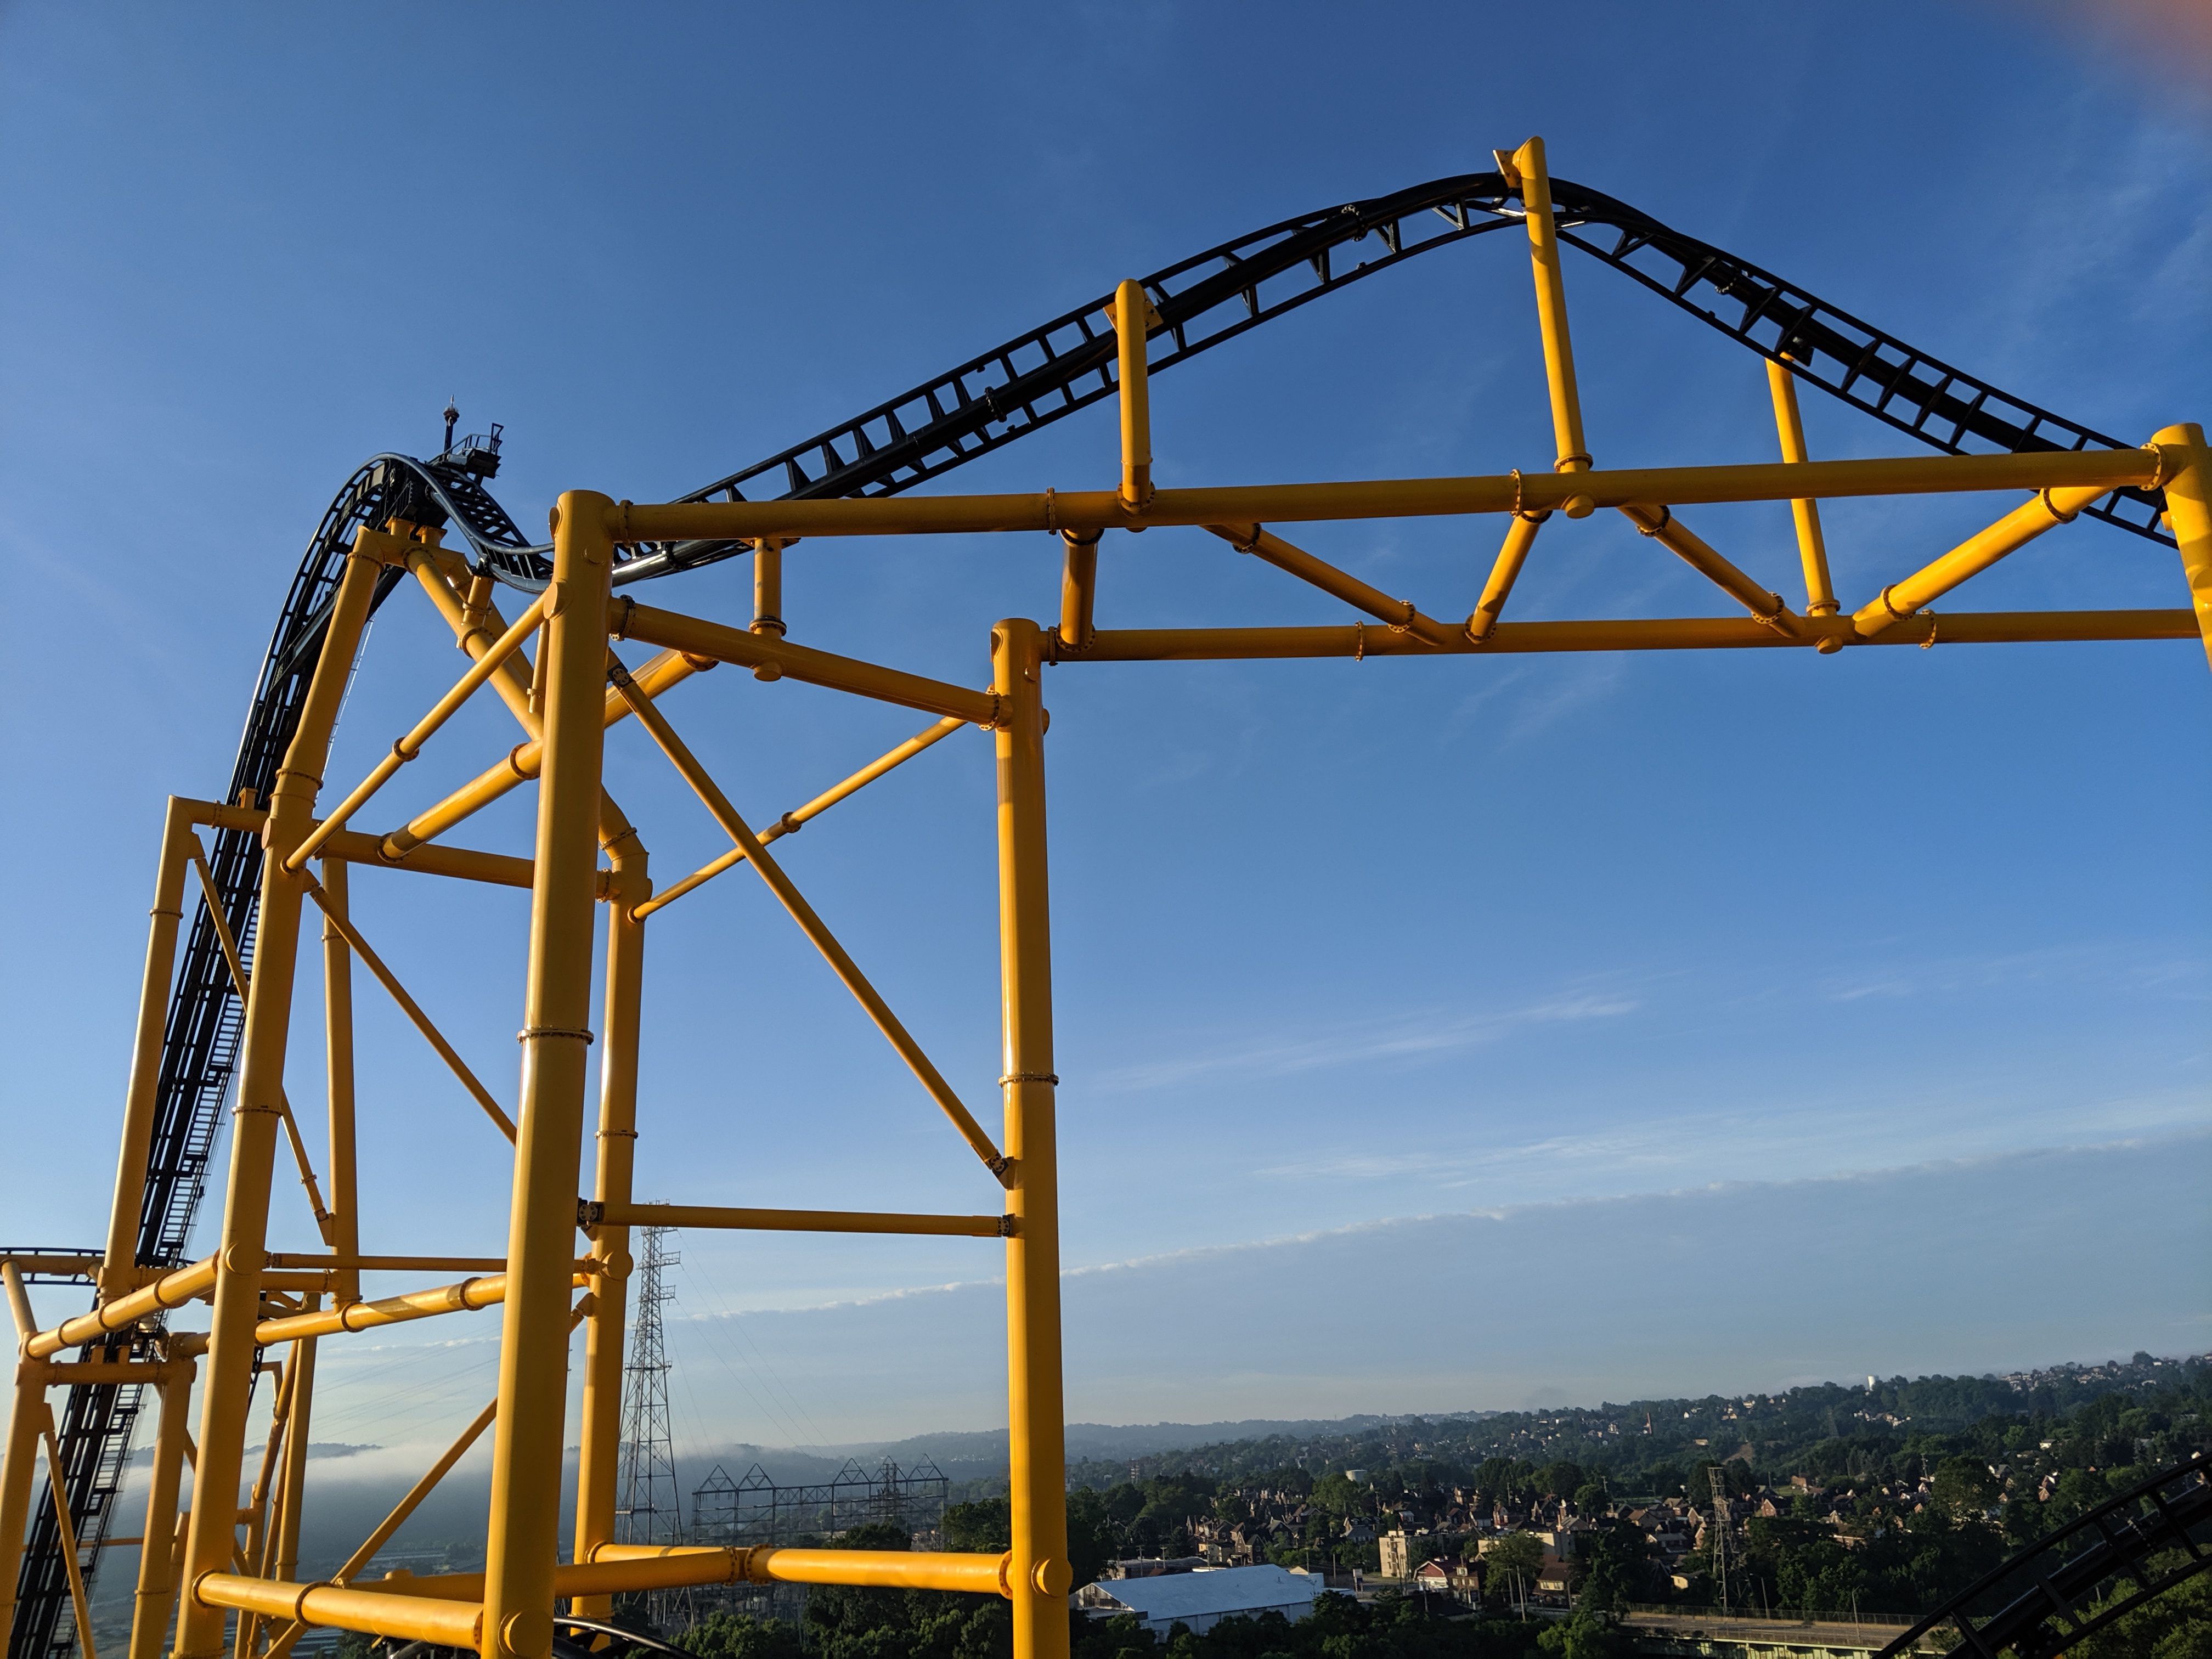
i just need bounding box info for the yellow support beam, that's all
[1851,482,2113,638]
[631,715,966,921]
[608,660,1010,1182]
[1766,356,1839,619]
[2151,422,2212,673]
[587,1201,1008,1238]
[1070,610,2199,660]
[1497,134,1594,514]
[613,445,2165,543]
[481,489,619,1659]
[992,618,1071,1659]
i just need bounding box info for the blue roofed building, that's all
[1075,1565,1327,1638]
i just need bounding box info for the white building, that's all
[1076,1565,1326,1638]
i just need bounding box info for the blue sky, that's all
[2,4,2208,1463]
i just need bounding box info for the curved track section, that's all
[10,172,2180,1659]
[1876,1453,2212,1658]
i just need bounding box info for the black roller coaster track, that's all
[1875,1452,2212,1658]
[10,170,2181,1659]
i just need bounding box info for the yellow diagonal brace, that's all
[607,658,1011,1183]
[297,871,517,1143]
[187,845,335,1240]
[632,715,967,921]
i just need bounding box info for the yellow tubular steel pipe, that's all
[571,838,646,1622]
[320,859,361,1307]
[347,1545,1012,1602]
[585,1543,1013,1596]
[256,1306,575,1659]
[183,799,539,890]
[1618,505,1798,634]
[0,1264,41,1645]
[192,1577,481,1649]
[273,1326,316,1589]
[1114,279,1154,511]
[1465,513,1547,642]
[608,662,1010,1182]
[1204,524,1458,648]
[178,535,375,1659]
[373,640,697,862]
[338,1397,499,1587]
[392,547,660,863]
[631,715,967,921]
[262,1255,506,1274]
[613,448,2164,543]
[1070,611,2198,659]
[992,618,1071,1659]
[613,600,1000,726]
[1503,136,1594,512]
[1058,532,1100,651]
[1766,358,1838,618]
[286,590,550,872]
[251,1273,585,1345]
[753,539,786,644]
[297,871,517,1143]
[590,1202,1008,1238]
[2156,423,2212,674]
[101,798,196,1299]
[1851,483,2113,638]
[127,1342,199,1659]
[482,489,618,1659]
[237,1357,299,1654]
[274,1094,335,1245]
[40,1409,100,1659]
[28,1257,218,1359]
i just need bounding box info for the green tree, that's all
[1486,1533,1545,1615]
[681,1610,805,1659]
[1536,1607,1627,1659]
[1930,1455,2001,1523]
[2067,1563,2212,1659]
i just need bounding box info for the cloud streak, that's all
[1085,986,1640,1094]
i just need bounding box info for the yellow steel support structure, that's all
[174,536,380,1659]
[18,135,2207,1659]
[481,490,618,1659]
[994,618,1071,1659]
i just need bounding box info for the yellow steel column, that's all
[272,1322,317,1589]
[1,1265,44,1641]
[1499,136,1594,517]
[571,837,648,1622]
[128,1339,201,1659]
[320,862,361,1308]
[1113,281,1154,512]
[174,545,382,1659]
[991,618,1070,1659]
[1765,358,1838,620]
[482,492,617,1659]
[2154,423,2212,673]
[1058,532,1101,651]
[101,799,197,1300]
[751,539,786,681]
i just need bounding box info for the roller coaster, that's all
[4,137,2209,1659]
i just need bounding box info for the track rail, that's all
[11,170,2180,1658]
[1875,1453,2212,1658]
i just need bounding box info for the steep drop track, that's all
[9,170,2177,1659]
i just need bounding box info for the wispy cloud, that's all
[1084,986,1640,1095]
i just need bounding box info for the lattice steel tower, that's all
[616,1227,682,1552]
[1707,1465,1733,1615]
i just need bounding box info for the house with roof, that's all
[1075,1565,1327,1639]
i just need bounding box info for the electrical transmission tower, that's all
[617,1227,686,1629]
[1707,1465,1733,1615]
